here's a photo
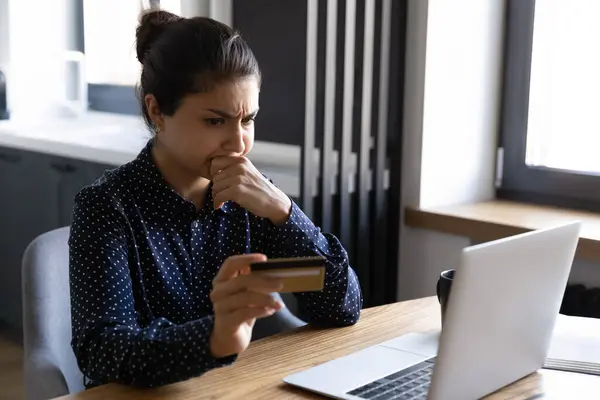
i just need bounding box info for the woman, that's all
[69,9,362,389]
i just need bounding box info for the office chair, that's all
[22,227,305,399]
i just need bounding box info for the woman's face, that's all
[148,77,260,179]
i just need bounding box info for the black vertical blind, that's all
[301,0,406,307]
[234,0,407,307]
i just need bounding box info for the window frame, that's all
[498,0,600,210]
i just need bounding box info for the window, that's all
[83,0,181,87]
[498,0,600,209]
[80,0,182,114]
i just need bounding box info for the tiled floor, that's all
[0,329,24,400]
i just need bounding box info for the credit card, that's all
[250,256,326,293]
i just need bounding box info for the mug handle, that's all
[64,51,87,115]
[436,277,441,303]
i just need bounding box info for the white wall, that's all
[397,0,600,301]
[419,0,502,209]
[397,0,505,300]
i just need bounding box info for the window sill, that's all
[404,200,600,262]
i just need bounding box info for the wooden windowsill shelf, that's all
[404,200,600,262]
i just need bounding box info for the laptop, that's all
[283,221,581,400]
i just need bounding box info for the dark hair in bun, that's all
[135,9,261,132]
[135,10,182,64]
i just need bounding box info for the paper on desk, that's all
[547,314,600,364]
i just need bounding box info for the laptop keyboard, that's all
[346,357,435,400]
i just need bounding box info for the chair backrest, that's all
[22,227,84,400]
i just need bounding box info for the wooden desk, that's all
[57,297,600,400]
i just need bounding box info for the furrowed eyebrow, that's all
[206,108,259,119]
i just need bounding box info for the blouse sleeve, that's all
[252,200,363,327]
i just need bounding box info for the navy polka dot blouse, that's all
[68,140,363,388]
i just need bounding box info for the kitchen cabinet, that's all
[0,146,114,330]
[0,147,61,330]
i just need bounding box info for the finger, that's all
[209,156,236,176]
[211,274,283,303]
[212,174,243,194]
[211,274,283,302]
[213,186,239,209]
[227,306,278,327]
[212,163,246,183]
[210,156,244,178]
[213,253,267,283]
[214,291,282,314]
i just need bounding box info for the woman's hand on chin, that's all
[210,156,292,225]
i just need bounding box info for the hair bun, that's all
[136,9,182,64]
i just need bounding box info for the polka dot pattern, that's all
[68,140,363,388]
